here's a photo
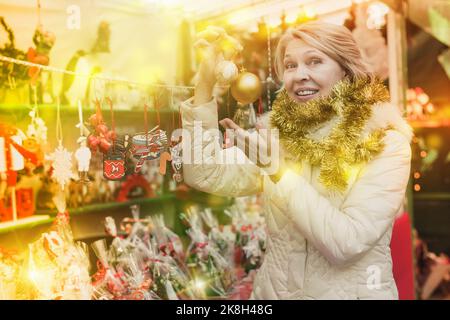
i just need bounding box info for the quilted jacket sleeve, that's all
[264,130,412,266]
[180,97,262,197]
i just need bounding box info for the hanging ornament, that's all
[86,99,114,154]
[26,25,55,85]
[170,138,183,183]
[48,145,72,190]
[74,101,91,183]
[230,72,262,105]
[131,127,167,173]
[196,26,242,86]
[75,136,91,183]
[47,99,73,190]
[26,0,55,87]
[131,103,167,174]
[159,151,172,176]
[96,98,126,181]
[215,61,238,85]
[265,21,274,111]
[27,87,48,144]
[233,103,257,130]
[103,149,126,181]
[21,86,46,171]
[116,174,154,202]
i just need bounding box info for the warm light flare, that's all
[285,12,298,24]
[304,7,317,19]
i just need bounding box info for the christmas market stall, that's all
[0,0,449,300]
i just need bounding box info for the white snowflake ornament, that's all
[47,145,73,190]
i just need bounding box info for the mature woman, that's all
[180,21,412,299]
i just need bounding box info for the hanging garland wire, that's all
[266,20,273,111]
[56,96,63,146]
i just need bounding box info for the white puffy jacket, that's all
[180,97,413,300]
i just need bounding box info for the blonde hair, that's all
[274,21,373,82]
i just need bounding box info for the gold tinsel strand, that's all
[270,78,391,191]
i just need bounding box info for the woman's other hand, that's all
[219,118,284,176]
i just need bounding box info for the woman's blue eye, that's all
[309,58,321,65]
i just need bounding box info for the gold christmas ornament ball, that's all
[231,72,262,105]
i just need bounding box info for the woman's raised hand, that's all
[193,26,242,105]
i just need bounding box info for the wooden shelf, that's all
[0,215,53,235]
[413,192,450,201]
[36,194,176,216]
[0,194,176,235]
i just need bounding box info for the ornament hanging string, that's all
[172,107,176,133]
[258,97,263,116]
[153,92,161,127]
[106,97,116,152]
[36,0,42,26]
[144,103,149,146]
[77,100,84,136]
[227,89,231,118]
[266,20,273,110]
[31,85,39,128]
[56,97,63,146]
[170,88,176,131]
[94,98,103,125]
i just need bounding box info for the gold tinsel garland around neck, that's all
[270,78,391,191]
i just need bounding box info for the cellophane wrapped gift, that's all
[25,211,92,300]
[0,248,22,299]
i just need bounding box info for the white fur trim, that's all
[365,102,414,142]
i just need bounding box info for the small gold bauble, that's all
[231,72,262,105]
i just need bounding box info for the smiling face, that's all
[283,39,346,103]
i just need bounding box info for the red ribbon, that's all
[144,103,149,146]
[106,97,116,152]
[153,93,161,126]
[258,97,263,115]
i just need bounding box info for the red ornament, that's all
[96,124,109,135]
[103,151,126,181]
[99,138,112,153]
[106,130,117,141]
[86,101,115,155]
[116,174,154,202]
[87,134,100,150]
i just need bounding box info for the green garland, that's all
[270,78,391,191]
[0,17,28,87]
